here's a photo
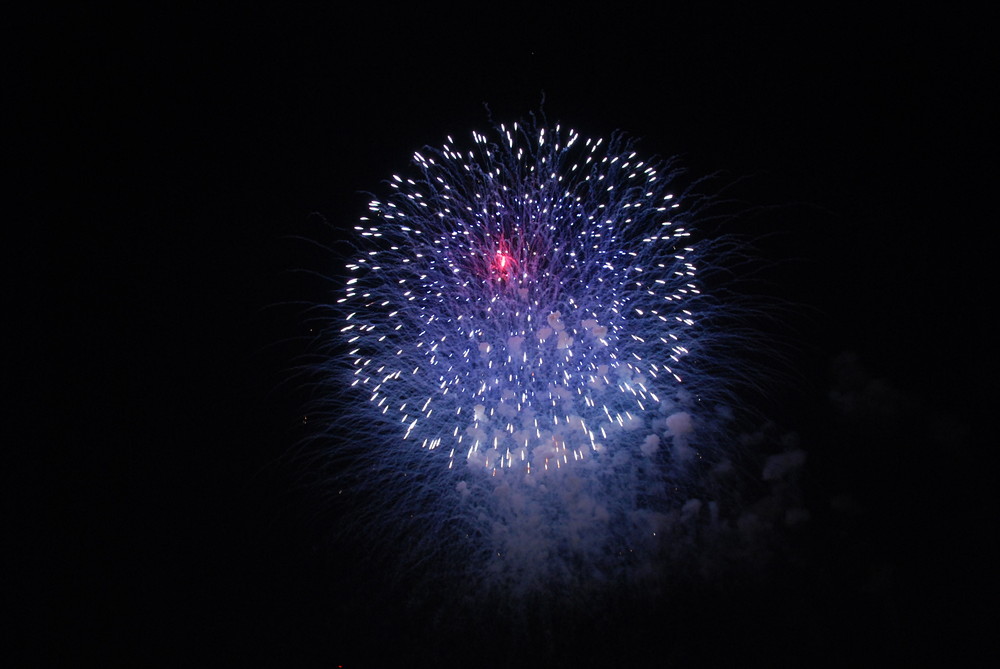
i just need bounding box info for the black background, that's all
[13,5,993,667]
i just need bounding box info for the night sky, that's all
[15,6,993,667]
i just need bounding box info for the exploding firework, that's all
[317,118,757,603]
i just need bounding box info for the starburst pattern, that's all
[325,119,737,596]
[344,122,704,476]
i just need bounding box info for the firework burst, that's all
[320,119,747,600]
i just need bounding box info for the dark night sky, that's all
[13,5,994,667]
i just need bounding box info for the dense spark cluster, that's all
[331,120,731,595]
